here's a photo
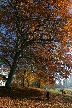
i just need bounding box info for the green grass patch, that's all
[50,89,60,93]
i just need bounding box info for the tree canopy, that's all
[0,0,72,88]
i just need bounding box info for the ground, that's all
[0,86,72,108]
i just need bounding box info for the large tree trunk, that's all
[5,64,17,89]
[5,52,20,89]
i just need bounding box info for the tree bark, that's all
[5,52,20,89]
[22,70,26,87]
[22,75,25,87]
[27,79,29,87]
[5,64,17,88]
[38,80,40,88]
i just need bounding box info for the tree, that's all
[16,67,31,87]
[0,0,72,88]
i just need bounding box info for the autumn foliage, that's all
[0,0,72,87]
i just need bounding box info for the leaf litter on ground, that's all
[0,86,72,108]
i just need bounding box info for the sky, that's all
[69,7,72,14]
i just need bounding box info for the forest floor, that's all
[0,86,72,108]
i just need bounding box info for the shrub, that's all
[63,89,71,94]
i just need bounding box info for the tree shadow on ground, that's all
[0,86,45,101]
[0,86,72,103]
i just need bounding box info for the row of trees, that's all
[0,0,72,88]
[13,69,47,88]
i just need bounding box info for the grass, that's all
[0,86,72,108]
[50,89,60,94]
